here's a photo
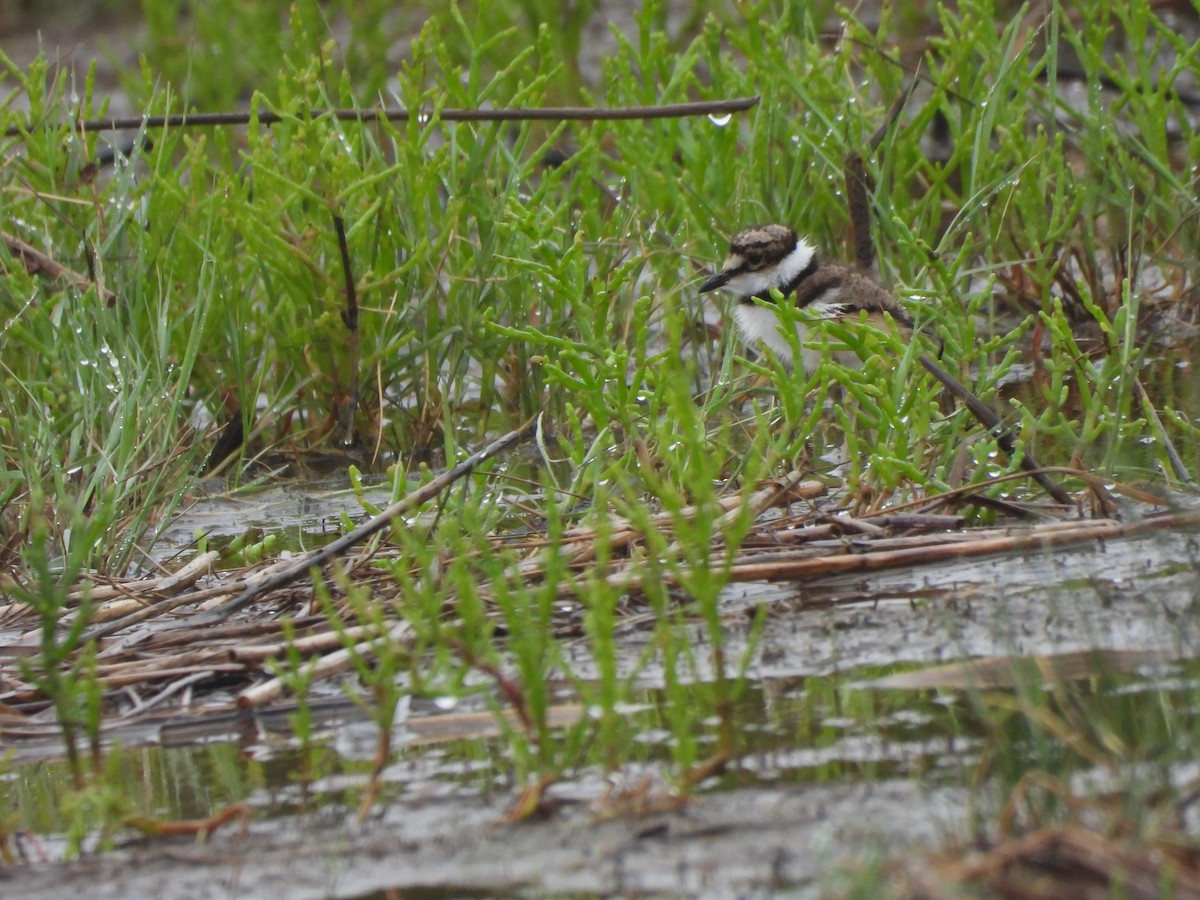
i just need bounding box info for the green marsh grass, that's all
[9,501,114,783]
[3,0,1200,867]
[268,616,325,798]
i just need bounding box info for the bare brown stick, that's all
[83,581,237,643]
[93,647,231,677]
[95,664,245,688]
[513,473,826,580]
[2,230,117,305]
[43,550,220,609]
[71,551,221,625]
[237,621,414,708]
[197,419,538,623]
[592,509,1200,597]
[844,154,876,271]
[919,354,1074,506]
[5,98,761,137]
[664,470,812,557]
[125,671,215,715]
[332,213,359,447]
[124,803,249,839]
[227,623,376,663]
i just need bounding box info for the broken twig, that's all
[197,419,538,623]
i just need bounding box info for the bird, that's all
[698,224,914,372]
[696,228,1073,502]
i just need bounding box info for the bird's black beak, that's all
[698,270,730,294]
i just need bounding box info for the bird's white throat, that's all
[721,239,816,298]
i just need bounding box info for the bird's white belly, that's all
[732,302,859,374]
[733,304,801,364]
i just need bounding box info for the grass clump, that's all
[8,0,1198,557]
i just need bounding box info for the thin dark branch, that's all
[919,354,1075,506]
[5,97,761,137]
[867,75,919,155]
[332,213,359,448]
[192,419,538,624]
[1132,375,1192,485]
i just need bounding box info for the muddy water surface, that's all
[5,499,1200,897]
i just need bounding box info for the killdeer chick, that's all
[698,224,913,372]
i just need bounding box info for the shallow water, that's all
[5,513,1200,894]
